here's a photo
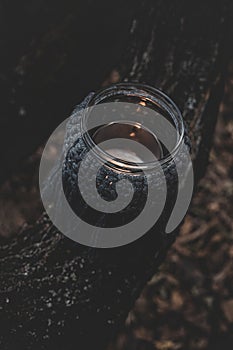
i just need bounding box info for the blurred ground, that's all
[109,65,233,349]
[0,63,233,349]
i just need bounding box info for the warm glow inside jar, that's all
[63,83,188,243]
[82,83,184,172]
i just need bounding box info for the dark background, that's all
[0,1,232,349]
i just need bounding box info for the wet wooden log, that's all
[0,1,232,349]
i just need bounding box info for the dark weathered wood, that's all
[115,0,231,182]
[0,1,232,349]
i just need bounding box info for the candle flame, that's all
[134,124,141,129]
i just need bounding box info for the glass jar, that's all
[62,83,190,248]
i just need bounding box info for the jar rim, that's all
[82,82,185,172]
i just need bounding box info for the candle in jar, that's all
[92,122,163,164]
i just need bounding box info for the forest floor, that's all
[0,64,233,350]
[109,64,233,350]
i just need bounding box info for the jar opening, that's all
[82,83,184,172]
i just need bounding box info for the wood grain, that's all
[0,1,232,349]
